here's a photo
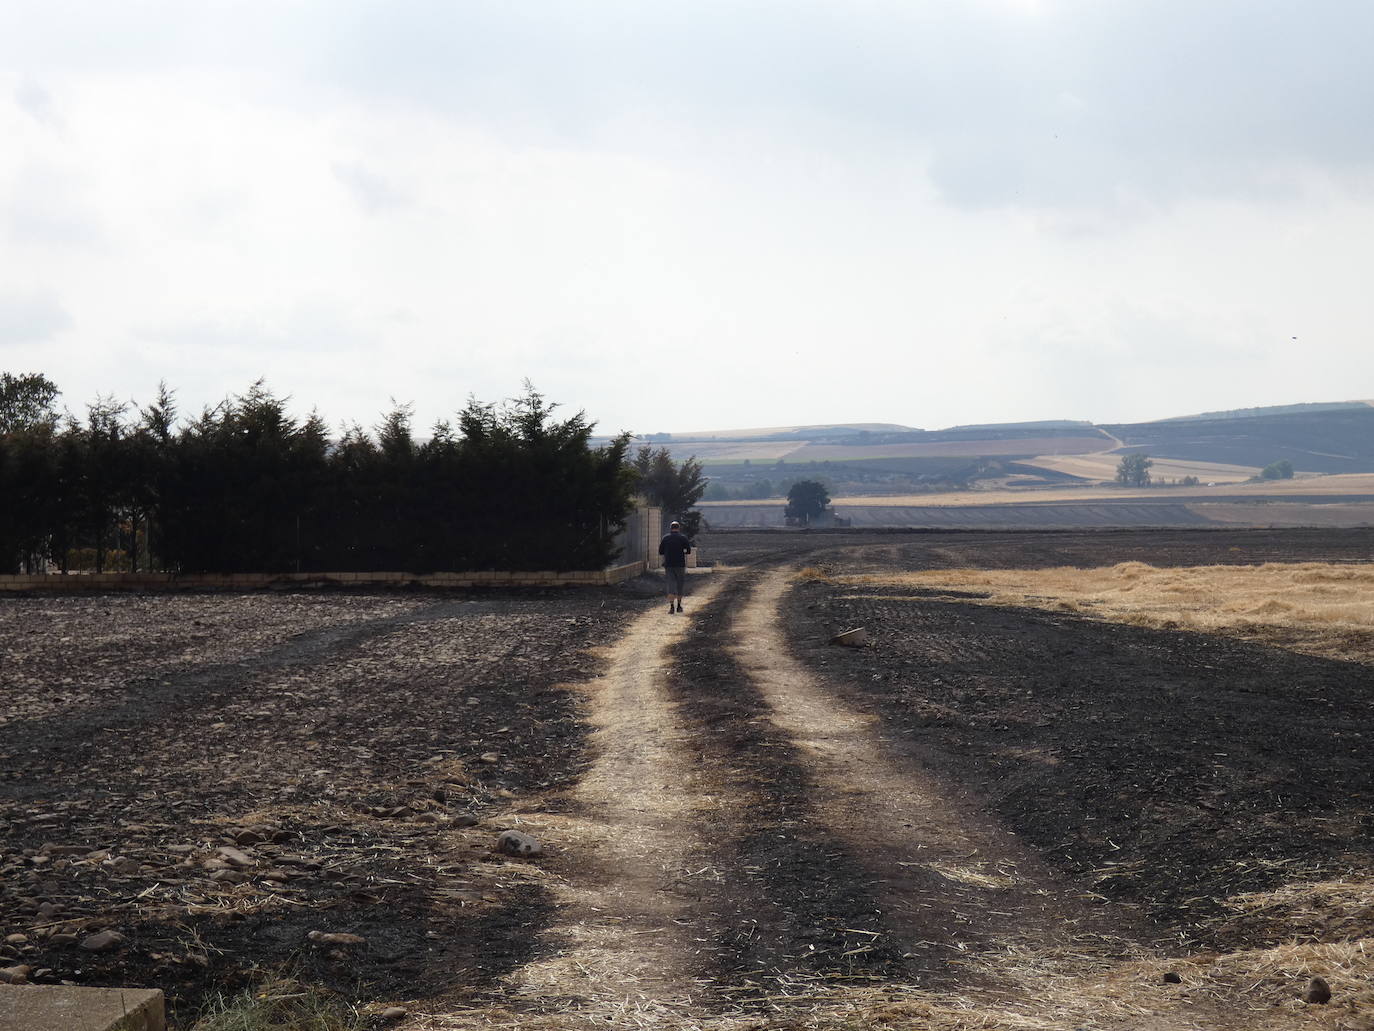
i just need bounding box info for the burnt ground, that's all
[700,525,1374,571]
[768,530,1374,949]
[2,526,1372,1028]
[0,588,641,1027]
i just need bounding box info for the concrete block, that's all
[0,984,165,1031]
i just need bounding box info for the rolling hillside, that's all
[1102,406,1374,474]
[622,400,1374,499]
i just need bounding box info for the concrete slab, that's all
[0,984,165,1031]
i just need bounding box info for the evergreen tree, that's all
[631,446,706,529]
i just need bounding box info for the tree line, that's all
[0,374,649,575]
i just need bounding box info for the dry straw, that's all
[840,561,1374,661]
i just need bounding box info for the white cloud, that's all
[15,77,61,128]
[1,1,1372,434]
[0,289,72,346]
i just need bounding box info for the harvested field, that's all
[832,559,1374,662]
[1022,452,1260,483]
[3,526,1374,1030]
[821,473,1374,507]
[1194,500,1374,527]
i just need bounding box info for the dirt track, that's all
[3,527,1373,1028]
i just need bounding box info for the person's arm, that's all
[658,537,666,555]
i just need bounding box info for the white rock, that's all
[496,830,543,857]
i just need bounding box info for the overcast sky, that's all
[3,0,1373,437]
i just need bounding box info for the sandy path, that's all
[730,567,1139,983]
[497,579,728,1024]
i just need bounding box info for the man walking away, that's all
[659,520,691,614]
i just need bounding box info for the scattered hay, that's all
[847,561,1374,662]
[1214,871,1374,943]
[410,930,1374,1029]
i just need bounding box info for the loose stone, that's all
[1304,976,1332,1004]
[216,846,255,868]
[496,830,543,857]
[80,929,126,952]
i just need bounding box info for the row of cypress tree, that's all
[0,376,636,575]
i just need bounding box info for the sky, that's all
[3,0,1373,438]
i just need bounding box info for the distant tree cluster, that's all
[1259,459,1295,480]
[0,375,635,575]
[703,478,775,501]
[1115,453,1153,487]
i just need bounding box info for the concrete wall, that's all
[613,506,661,568]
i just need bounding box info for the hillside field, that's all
[1022,452,1261,483]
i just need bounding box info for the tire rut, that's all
[496,578,732,1024]
[429,567,1263,1031]
[730,566,1144,988]
[668,569,952,993]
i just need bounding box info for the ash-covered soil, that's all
[4,526,1373,1028]
[702,525,1374,571]
[0,588,641,1027]
[773,528,1374,947]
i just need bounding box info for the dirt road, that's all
[446,565,1156,1030]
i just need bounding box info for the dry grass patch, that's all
[841,561,1374,661]
[190,978,366,1031]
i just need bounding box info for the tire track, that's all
[497,577,731,1024]
[665,570,956,992]
[730,566,1142,987]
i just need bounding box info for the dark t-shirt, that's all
[658,531,691,568]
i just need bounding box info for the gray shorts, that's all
[665,566,686,594]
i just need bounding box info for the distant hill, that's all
[624,400,1374,497]
[638,422,916,442]
[1159,401,1374,422]
[1102,407,1374,474]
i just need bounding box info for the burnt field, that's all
[2,526,1373,1029]
[0,589,643,1025]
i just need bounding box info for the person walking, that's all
[658,520,691,614]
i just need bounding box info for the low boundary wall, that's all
[0,561,648,594]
